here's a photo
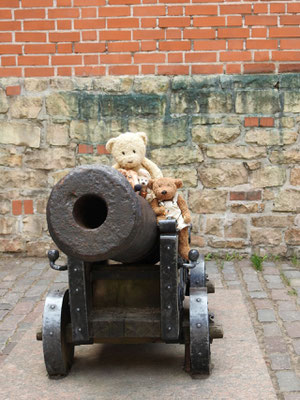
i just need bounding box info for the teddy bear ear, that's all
[147,179,154,189]
[136,131,148,145]
[106,138,116,153]
[174,179,183,188]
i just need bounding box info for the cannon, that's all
[38,165,223,378]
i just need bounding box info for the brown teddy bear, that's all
[148,177,191,260]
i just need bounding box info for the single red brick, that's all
[100,30,131,40]
[12,200,22,216]
[246,191,261,201]
[220,4,251,14]
[0,67,22,77]
[134,53,165,63]
[75,19,105,29]
[141,64,155,74]
[57,20,72,30]
[245,16,277,26]
[159,40,190,51]
[270,27,300,38]
[260,117,274,127]
[0,33,12,42]
[254,51,270,62]
[228,39,244,50]
[23,20,55,31]
[15,32,46,42]
[230,192,246,201]
[99,6,131,17]
[78,144,93,154]
[57,0,72,5]
[194,17,225,27]
[168,52,183,63]
[74,43,106,53]
[82,31,97,41]
[227,16,242,27]
[2,56,16,66]
[18,55,49,66]
[58,67,72,76]
[24,44,56,54]
[226,64,241,74]
[218,28,249,39]
[141,18,156,28]
[141,41,156,51]
[6,85,21,96]
[1,0,19,6]
[245,117,259,127]
[194,40,226,50]
[14,9,45,19]
[157,65,189,75]
[108,42,139,52]
[24,67,55,77]
[279,63,300,73]
[48,8,80,18]
[185,5,217,15]
[166,29,181,39]
[159,17,190,27]
[49,32,80,42]
[81,7,97,18]
[22,0,53,6]
[76,66,105,75]
[192,64,223,74]
[168,6,183,15]
[244,63,275,74]
[270,3,285,13]
[0,10,12,19]
[57,43,73,53]
[220,51,251,62]
[0,21,21,31]
[24,200,34,215]
[185,52,216,63]
[52,55,82,65]
[280,39,300,49]
[0,44,22,54]
[84,55,99,64]
[109,65,139,75]
[97,145,110,155]
[133,5,165,15]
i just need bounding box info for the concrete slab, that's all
[0,289,277,400]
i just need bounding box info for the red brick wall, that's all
[0,0,300,76]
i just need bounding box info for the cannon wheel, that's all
[189,286,211,376]
[42,289,74,377]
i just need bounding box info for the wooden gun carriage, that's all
[38,165,223,378]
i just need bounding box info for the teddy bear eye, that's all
[122,151,125,155]
[133,150,136,153]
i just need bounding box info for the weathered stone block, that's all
[251,228,282,246]
[245,129,280,146]
[231,203,265,213]
[204,91,233,114]
[0,239,24,253]
[252,216,294,228]
[46,123,69,146]
[290,168,300,185]
[24,78,48,92]
[26,240,53,257]
[188,189,227,213]
[192,126,211,144]
[77,154,111,166]
[270,149,300,164]
[0,217,18,235]
[133,76,169,94]
[0,88,8,113]
[24,148,75,170]
[0,121,40,148]
[199,162,248,188]
[244,161,261,171]
[285,229,300,245]
[210,126,240,143]
[236,90,280,114]
[70,119,122,143]
[162,167,198,187]
[283,92,300,112]
[0,148,22,167]
[252,166,286,188]
[0,170,48,188]
[208,238,246,249]
[0,196,10,215]
[281,117,295,128]
[206,145,266,160]
[129,117,187,146]
[282,130,298,145]
[205,217,223,236]
[50,78,75,91]
[93,76,133,93]
[10,97,42,119]
[22,216,46,239]
[224,218,248,238]
[151,145,203,166]
[49,169,72,185]
[274,189,300,212]
[46,92,79,118]
[190,235,205,247]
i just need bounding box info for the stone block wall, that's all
[0,74,299,258]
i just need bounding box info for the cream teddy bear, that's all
[106,132,162,179]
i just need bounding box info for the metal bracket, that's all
[48,250,67,271]
[68,257,92,344]
[159,219,180,343]
[190,254,206,288]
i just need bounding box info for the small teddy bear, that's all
[106,132,163,179]
[148,177,191,261]
[137,168,153,200]
[118,168,139,189]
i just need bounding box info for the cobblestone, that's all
[269,353,291,370]
[258,309,277,322]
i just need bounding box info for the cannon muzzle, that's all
[47,165,158,263]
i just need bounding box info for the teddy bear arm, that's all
[142,158,163,179]
[150,198,165,216]
[177,194,191,223]
[112,162,121,169]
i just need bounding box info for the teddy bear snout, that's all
[161,190,167,195]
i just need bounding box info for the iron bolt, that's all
[196,298,201,302]
[74,268,77,272]
[167,285,171,289]
[50,305,55,309]
[195,280,199,285]
[167,305,171,310]
[76,307,80,312]
[168,326,172,331]
[75,288,79,293]
[49,331,53,336]
[167,266,170,270]
[78,327,82,332]
[196,323,201,328]
[167,246,171,250]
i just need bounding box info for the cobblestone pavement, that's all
[0,256,300,399]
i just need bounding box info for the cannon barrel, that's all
[47,165,158,263]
